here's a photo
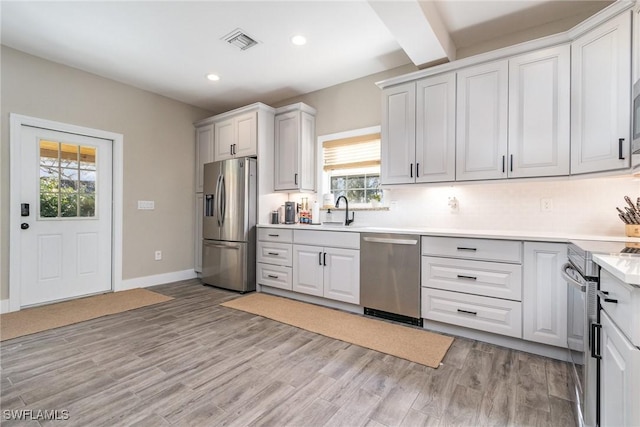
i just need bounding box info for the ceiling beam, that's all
[367,0,456,67]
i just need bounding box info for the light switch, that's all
[137,200,155,210]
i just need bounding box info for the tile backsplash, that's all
[349,175,640,237]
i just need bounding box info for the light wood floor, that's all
[1,279,577,426]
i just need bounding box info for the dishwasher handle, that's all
[561,263,586,292]
[362,237,418,245]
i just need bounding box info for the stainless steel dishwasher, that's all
[360,233,422,326]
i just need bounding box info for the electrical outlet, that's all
[154,250,162,261]
[138,200,155,210]
[541,198,553,212]
[448,196,459,213]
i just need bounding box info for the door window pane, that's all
[39,140,97,219]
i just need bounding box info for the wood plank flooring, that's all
[0,280,577,426]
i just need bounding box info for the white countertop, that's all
[594,254,640,286]
[257,223,640,244]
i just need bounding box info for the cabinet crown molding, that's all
[194,102,275,127]
[376,0,635,89]
[275,102,317,115]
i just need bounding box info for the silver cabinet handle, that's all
[362,237,418,245]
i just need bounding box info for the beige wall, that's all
[272,63,418,137]
[0,46,213,300]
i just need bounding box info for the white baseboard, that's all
[1,299,9,314]
[117,269,197,291]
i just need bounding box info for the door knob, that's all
[20,223,29,230]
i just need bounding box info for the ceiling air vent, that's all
[221,28,259,51]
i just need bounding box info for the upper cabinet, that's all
[381,82,416,184]
[195,124,214,193]
[381,74,455,185]
[378,3,634,183]
[457,46,570,181]
[274,103,316,192]
[214,110,258,161]
[571,12,631,174]
[508,45,570,178]
[456,60,509,181]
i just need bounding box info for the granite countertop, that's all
[257,223,640,244]
[594,254,640,286]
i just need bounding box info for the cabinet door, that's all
[195,124,214,192]
[323,247,360,305]
[299,111,316,191]
[571,12,631,174]
[234,111,258,157]
[456,60,508,181]
[194,193,203,273]
[214,118,234,161]
[415,73,455,183]
[522,242,568,347]
[274,111,299,191]
[509,45,570,178]
[600,311,640,427]
[381,82,416,184]
[292,244,324,297]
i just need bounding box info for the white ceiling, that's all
[1,1,611,113]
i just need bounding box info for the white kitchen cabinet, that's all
[195,124,214,193]
[214,111,258,161]
[600,311,640,427]
[634,4,640,83]
[571,12,631,174]
[415,73,456,183]
[522,242,568,347]
[381,75,456,185]
[194,193,203,273]
[274,103,316,192]
[508,45,570,178]
[256,227,293,291]
[293,244,360,305]
[456,60,509,181]
[381,82,416,184]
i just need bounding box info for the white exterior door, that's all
[19,125,113,307]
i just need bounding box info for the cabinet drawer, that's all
[422,288,522,338]
[257,263,292,291]
[600,269,640,347]
[422,236,522,263]
[294,230,359,249]
[257,242,292,266]
[422,256,522,301]
[258,228,293,243]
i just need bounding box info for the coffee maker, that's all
[284,201,298,224]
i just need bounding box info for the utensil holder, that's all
[625,224,640,237]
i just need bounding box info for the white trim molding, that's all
[1,299,9,314]
[8,114,124,313]
[118,269,197,291]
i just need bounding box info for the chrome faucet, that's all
[335,195,354,226]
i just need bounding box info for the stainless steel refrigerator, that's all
[202,157,256,292]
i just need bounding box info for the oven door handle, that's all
[561,263,586,292]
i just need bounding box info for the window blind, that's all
[323,133,381,171]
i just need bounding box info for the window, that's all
[39,140,97,218]
[320,127,381,207]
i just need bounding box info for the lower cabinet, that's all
[256,228,293,291]
[600,310,640,427]
[522,242,568,347]
[293,244,360,305]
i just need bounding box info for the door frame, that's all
[9,114,124,312]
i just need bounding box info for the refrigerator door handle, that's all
[204,241,240,250]
[215,174,222,226]
[219,174,226,226]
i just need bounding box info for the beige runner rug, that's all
[221,293,453,368]
[0,289,173,341]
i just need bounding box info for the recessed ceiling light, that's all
[291,35,307,46]
[206,73,220,81]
